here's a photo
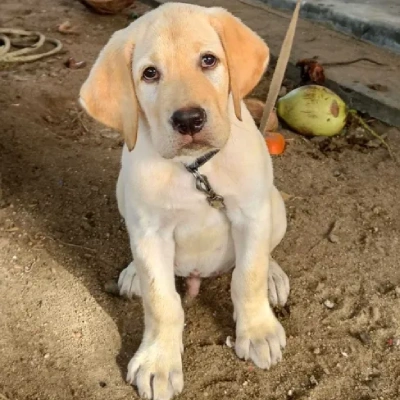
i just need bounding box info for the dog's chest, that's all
[125,150,242,277]
[173,202,235,278]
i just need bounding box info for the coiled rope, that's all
[0,28,63,63]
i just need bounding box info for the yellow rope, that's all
[0,28,63,63]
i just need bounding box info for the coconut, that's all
[276,85,347,136]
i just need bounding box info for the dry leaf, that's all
[280,191,293,201]
[65,57,87,69]
[58,21,79,35]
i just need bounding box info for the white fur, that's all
[80,4,290,399]
[117,100,288,398]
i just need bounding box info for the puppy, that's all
[80,3,290,400]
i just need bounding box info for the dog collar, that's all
[184,150,225,210]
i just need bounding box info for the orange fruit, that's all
[265,132,286,155]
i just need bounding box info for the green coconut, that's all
[276,85,347,136]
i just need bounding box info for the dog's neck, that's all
[184,149,225,210]
[185,149,219,171]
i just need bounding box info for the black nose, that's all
[171,107,206,135]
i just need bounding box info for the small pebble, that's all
[366,140,380,148]
[322,367,330,375]
[225,336,234,348]
[279,86,287,97]
[65,57,87,69]
[370,306,380,323]
[44,353,50,359]
[309,375,318,386]
[313,347,321,355]
[358,331,372,345]
[43,115,54,123]
[104,280,120,296]
[324,299,335,309]
[328,233,340,243]
[128,12,140,21]
[99,381,107,388]
[73,330,82,339]
[377,281,395,295]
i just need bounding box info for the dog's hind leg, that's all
[268,186,290,307]
[118,261,142,298]
[270,186,287,252]
[268,258,290,307]
[116,170,126,219]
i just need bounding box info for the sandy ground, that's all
[1,1,400,400]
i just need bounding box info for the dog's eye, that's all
[201,54,218,69]
[142,67,160,82]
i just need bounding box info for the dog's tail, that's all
[243,97,266,126]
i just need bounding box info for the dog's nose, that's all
[171,107,206,135]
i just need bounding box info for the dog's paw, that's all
[127,340,183,400]
[118,262,141,298]
[268,259,290,307]
[235,306,286,369]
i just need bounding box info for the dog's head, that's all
[79,3,269,159]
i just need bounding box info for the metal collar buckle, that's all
[184,150,225,210]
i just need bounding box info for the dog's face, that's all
[133,13,230,159]
[80,3,269,159]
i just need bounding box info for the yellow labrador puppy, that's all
[80,3,289,399]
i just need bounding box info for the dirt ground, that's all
[1,1,400,400]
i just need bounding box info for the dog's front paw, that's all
[118,261,141,298]
[235,306,286,369]
[127,339,183,400]
[268,259,290,307]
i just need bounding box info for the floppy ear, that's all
[209,9,270,121]
[79,27,138,151]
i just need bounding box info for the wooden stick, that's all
[259,0,302,134]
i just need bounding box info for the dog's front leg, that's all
[126,231,184,400]
[231,200,286,369]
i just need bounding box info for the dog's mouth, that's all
[160,123,229,161]
[180,134,208,146]
[178,142,215,157]
[178,133,215,153]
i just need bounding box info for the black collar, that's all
[185,149,219,171]
[184,150,225,210]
